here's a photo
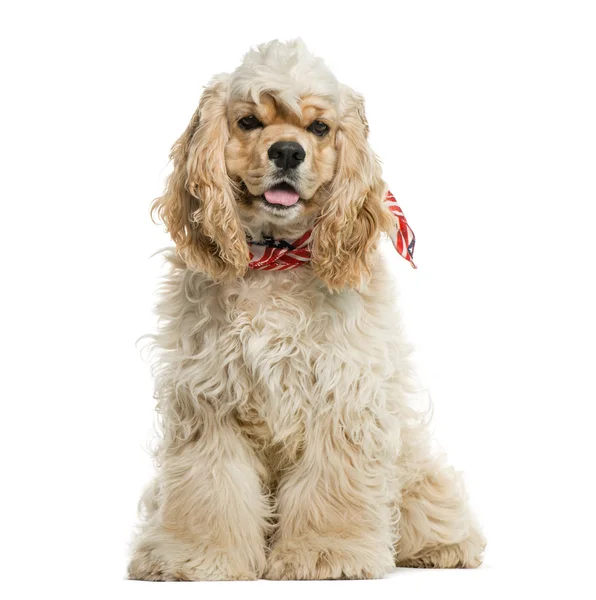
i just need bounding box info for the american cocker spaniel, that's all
[128,39,485,581]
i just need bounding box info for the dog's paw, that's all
[265,538,393,580]
[128,542,260,581]
[397,532,486,569]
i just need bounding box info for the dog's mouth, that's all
[262,182,300,207]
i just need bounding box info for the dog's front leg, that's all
[128,406,271,581]
[265,397,397,580]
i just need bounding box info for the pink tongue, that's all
[264,188,300,206]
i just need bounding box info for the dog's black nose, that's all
[268,141,305,170]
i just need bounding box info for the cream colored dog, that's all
[129,39,485,581]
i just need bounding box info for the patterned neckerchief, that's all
[247,191,416,271]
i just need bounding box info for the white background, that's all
[1,1,595,598]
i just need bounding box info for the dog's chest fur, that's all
[159,254,402,474]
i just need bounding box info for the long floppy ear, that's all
[151,76,249,279]
[311,85,394,291]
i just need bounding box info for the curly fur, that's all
[151,76,249,280]
[129,39,485,581]
[229,39,340,114]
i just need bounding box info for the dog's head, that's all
[153,39,393,289]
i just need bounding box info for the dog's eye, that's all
[307,120,329,137]
[238,115,263,131]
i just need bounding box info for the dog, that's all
[128,39,485,581]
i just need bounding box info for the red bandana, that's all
[248,191,416,271]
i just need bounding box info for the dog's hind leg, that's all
[395,455,486,568]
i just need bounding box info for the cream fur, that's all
[129,39,485,581]
[229,39,340,114]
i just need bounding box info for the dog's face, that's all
[152,40,393,290]
[225,94,338,228]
